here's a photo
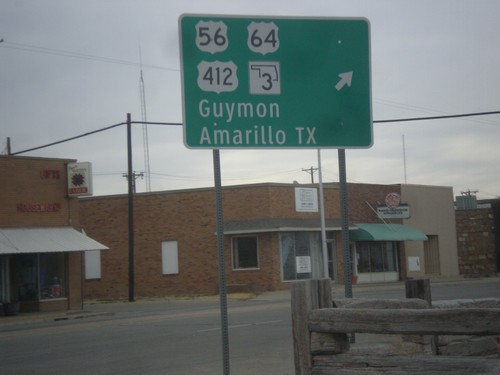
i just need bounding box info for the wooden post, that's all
[405,279,439,355]
[291,279,332,375]
[405,278,432,306]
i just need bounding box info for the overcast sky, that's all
[1,0,499,200]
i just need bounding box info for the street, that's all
[1,278,499,374]
[1,295,294,374]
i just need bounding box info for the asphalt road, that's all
[334,277,500,301]
[1,277,499,374]
[1,295,294,375]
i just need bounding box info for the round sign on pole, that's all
[385,192,401,209]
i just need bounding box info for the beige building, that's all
[402,185,459,279]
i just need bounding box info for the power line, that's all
[6,109,499,156]
[7,121,182,156]
[0,41,178,72]
[373,110,500,124]
[8,122,126,155]
[132,121,182,126]
[375,98,500,126]
[1,40,498,127]
[2,41,498,125]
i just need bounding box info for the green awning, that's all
[350,223,428,241]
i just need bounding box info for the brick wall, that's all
[0,156,80,228]
[224,233,283,292]
[222,183,340,220]
[346,183,402,224]
[1,155,84,312]
[456,208,497,276]
[80,182,413,299]
[82,189,220,298]
[81,184,349,298]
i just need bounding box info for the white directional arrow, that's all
[335,71,353,91]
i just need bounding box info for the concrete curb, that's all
[0,310,115,327]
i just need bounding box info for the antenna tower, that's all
[402,134,407,184]
[139,47,151,192]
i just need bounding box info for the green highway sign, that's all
[179,15,372,149]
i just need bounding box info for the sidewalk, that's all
[2,276,498,327]
[0,307,115,327]
[0,290,287,327]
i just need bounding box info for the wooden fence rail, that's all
[291,279,500,375]
[309,307,500,335]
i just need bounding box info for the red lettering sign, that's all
[68,187,88,194]
[16,202,61,212]
[40,170,61,179]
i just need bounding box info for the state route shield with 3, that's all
[179,15,372,149]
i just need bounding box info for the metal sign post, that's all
[338,149,352,298]
[213,149,230,375]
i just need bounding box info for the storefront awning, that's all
[0,227,108,255]
[350,223,428,241]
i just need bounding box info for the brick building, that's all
[3,154,493,307]
[456,198,500,277]
[80,182,459,299]
[0,156,107,314]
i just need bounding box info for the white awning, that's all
[0,227,108,255]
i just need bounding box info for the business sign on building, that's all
[296,256,312,273]
[377,204,410,219]
[67,162,93,197]
[179,14,372,149]
[377,192,410,219]
[295,187,318,212]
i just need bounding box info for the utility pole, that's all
[302,166,318,184]
[461,189,478,196]
[122,171,144,194]
[126,113,135,303]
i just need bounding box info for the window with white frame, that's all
[232,236,259,269]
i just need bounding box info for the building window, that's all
[232,236,259,269]
[161,241,179,275]
[280,232,323,281]
[9,253,67,301]
[39,253,67,299]
[356,242,397,274]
